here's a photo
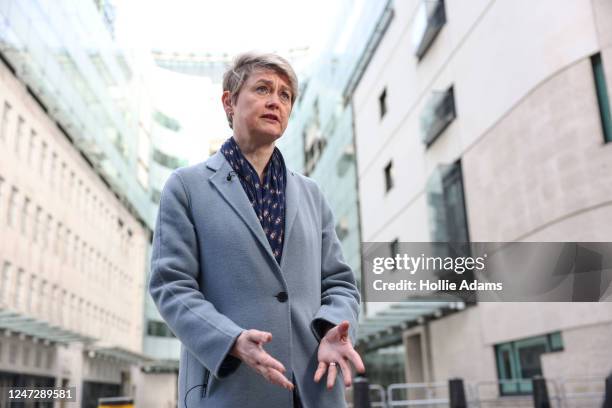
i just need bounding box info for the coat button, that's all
[275,291,288,303]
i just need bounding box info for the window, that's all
[65,229,72,260]
[384,161,394,192]
[412,0,447,60]
[60,162,67,194]
[50,152,58,186]
[28,130,36,164]
[303,99,326,176]
[152,148,186,169]
[54,222,63,255]
[15,116,24,155]
[21,196,30,235]
[33,206,42,243]
[27,275,35,312]
[13,268,24,309]
[421,85,456,147]
[69,171,75,201]
[73,236,80,266]
[495,332,564,395]
[426,160,469,242]
[0,261,11,304]
[390,238,399,258]
[147,320,176,338]
[0,102,10,142]
[39,141,48,175]
[379,88,388,118]
[389,238,400,272]
[153,110,181,132]
[363,342,406,393]
[591,53,612,143]
[43,214,52,250]
[7,187,18,227]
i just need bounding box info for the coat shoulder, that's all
[170,161,213,188]
[290,171,320,196]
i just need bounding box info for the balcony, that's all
[420,86,456,147]
[412,0,447,60]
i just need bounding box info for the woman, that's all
[149,52,364,408]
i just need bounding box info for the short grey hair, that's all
[222,52,299,128]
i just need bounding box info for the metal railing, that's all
[347,374,611,408]
[387,381,449,407]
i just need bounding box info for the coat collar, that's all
[206,150,299,273]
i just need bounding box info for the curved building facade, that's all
[353,0,612,400]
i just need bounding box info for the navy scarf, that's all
[221,137,287,265]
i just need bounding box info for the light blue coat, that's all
[149,150,360,408]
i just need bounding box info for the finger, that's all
[248,330,272,344]
[314,362,327,383]
[327,363,337,390]
[348,349,366,374]
[338,359,352,387]
[258,352,286,374]
[264,366,294,390]
[338,320,350,334]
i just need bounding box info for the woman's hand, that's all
[230,329,294,391]
[314,320,366,389]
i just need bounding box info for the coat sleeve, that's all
[310,184,361,345]
[149,171,244,379]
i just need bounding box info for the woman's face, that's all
[224,69,293,144]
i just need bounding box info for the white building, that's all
[353,0,612,403]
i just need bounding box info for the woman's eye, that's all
[280,92,291,102]
[256,86,269,94]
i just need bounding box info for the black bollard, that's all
[603,372,612,408]
[353,375,371,408]
[449,378,467,408]
[532,376,551,408]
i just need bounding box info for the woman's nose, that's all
[265,93,281,108]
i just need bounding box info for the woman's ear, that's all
[221,90,233,114]
[221,91,234,128]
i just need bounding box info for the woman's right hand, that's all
[230,329,294,391]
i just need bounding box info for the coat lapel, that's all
[281,169,298,269]
[206,150,300,272]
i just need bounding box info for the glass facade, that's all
[0,0,154,227]
[279,0,393,291]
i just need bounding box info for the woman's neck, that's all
[232,134,275,182]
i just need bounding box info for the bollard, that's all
[353,375,371,408]
[449,378,467,408]
[532,376,551,408]
[603,372,612,408]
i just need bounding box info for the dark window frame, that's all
[421,85,456,148]
[591,53,612,143]
[414,0,447,60]
[384,161,394,192]
[379,88,388,119]
[494,332,564,396]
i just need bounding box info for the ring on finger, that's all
[329,362,337,367]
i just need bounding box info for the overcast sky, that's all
[113,0,356,163]
[114,0,349,65]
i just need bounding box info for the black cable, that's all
[183,383,206,408]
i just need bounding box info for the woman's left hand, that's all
[314,320,366,389]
